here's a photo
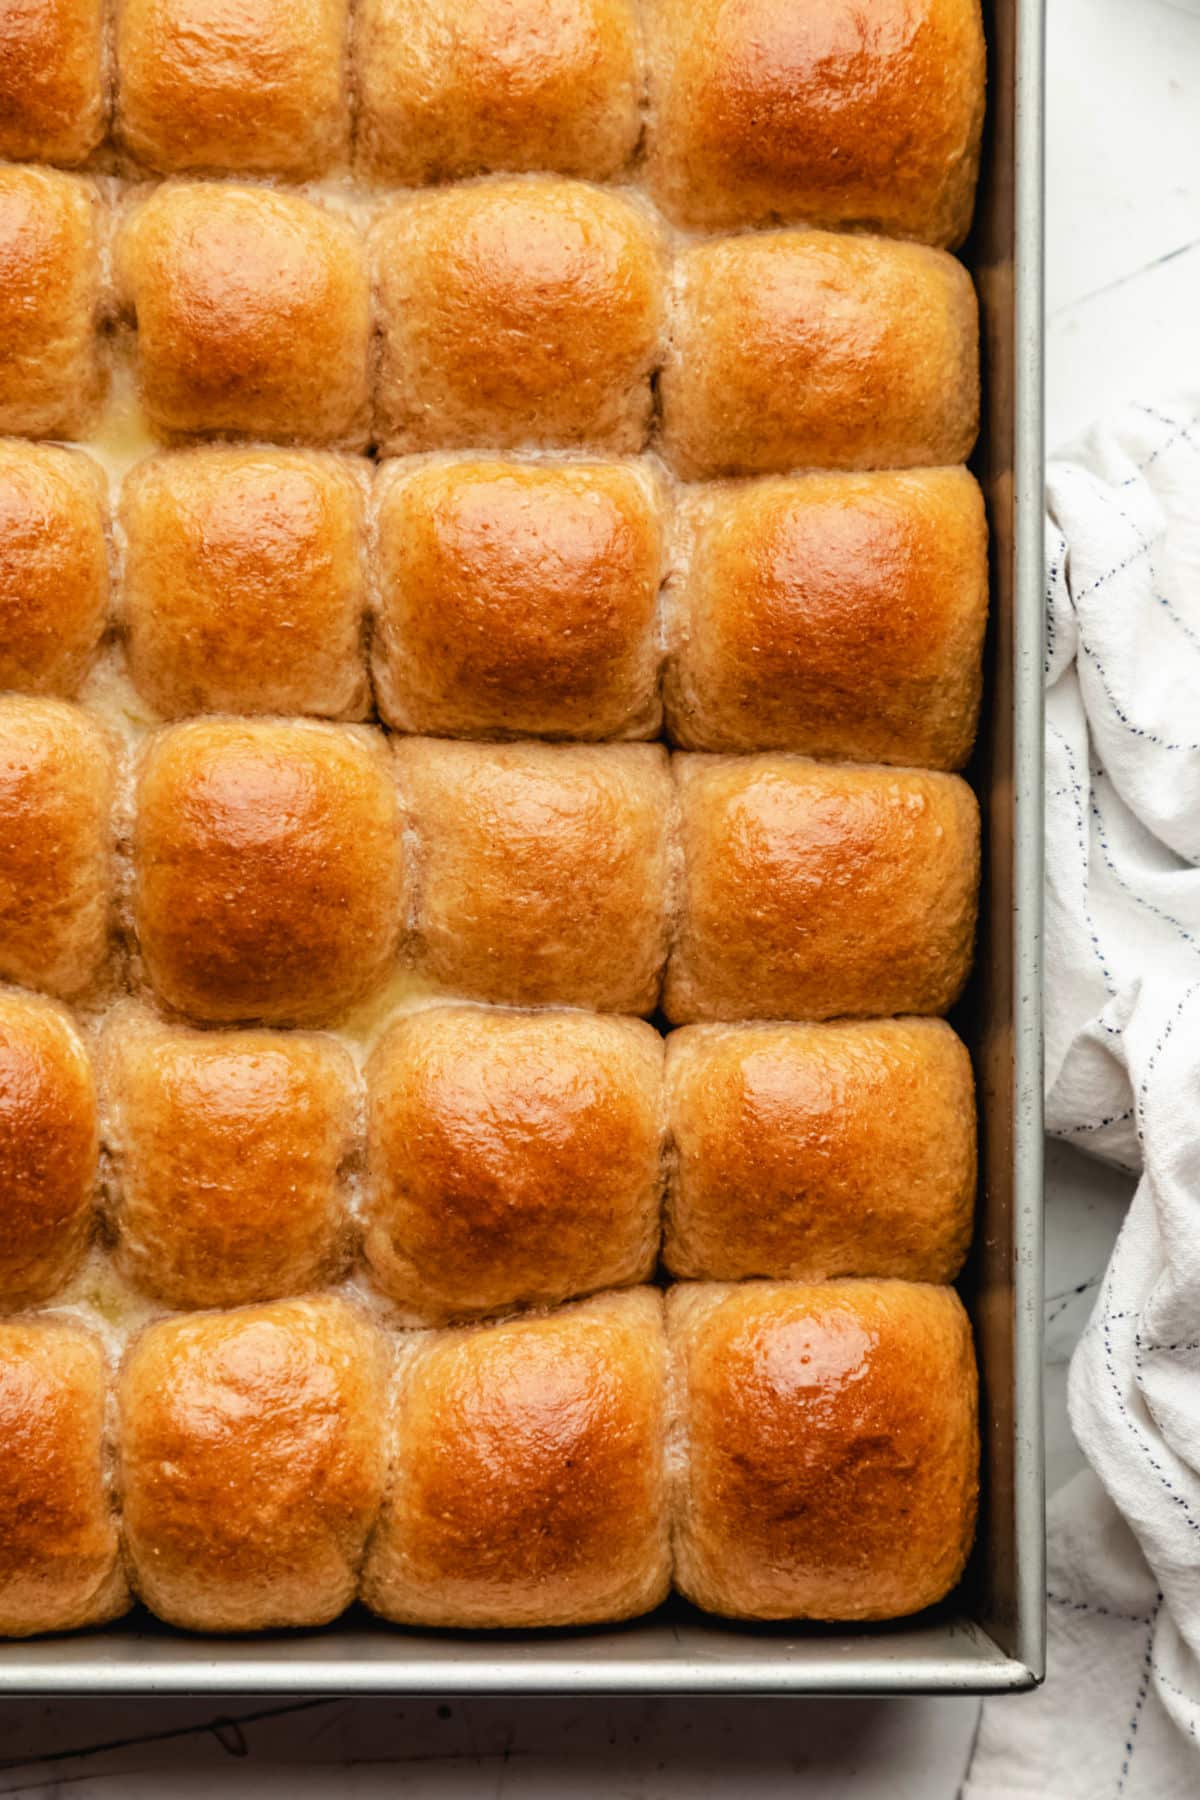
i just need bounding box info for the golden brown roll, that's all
[0,168,104,441]
[365,1006,664,1324]
[0,441,109,697]
[355,0,642,185]
[664,1018,975,1284]
[659,231,979,481]
[132,719,404,1025]
[644,0,986,246]
[397,737,674,1014]
[0,0,107,165]
[664,469,988,768]
[0,1320,128,1638]
[664,754,979,1024]
[101,1006,356,1309]
[118,1296,387,1632]
[120,449,368,719]
[668,1279,979,1620]
[361,1288,669,1628]
[0,992,96,1308]
[372,179,665,455]
[372,457,663,740]
[116,0,350,177]
[0,698,114,1000]
[115,183,370,446]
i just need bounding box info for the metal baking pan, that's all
[0,0,1046,1696]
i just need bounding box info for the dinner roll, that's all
[119,1296,387,1632]
[365,1006,664,1324]
[372,457,663,740]
[659,230,979,480]
[0,698,114,1000]
[116,0,350,177]
[372,179,664,455]
[115,184,370,445]
[644,0,986,245]
[0,441,108,697]
[120,450,368,719]
[665,469,988,768]
[356,0,642,185]
[664,754,979,1024]
[0,168,104,441]
[0,1321,128,1637]
[669,1280,979,1620]
[101,1006,356,1309]
[664,1019,975,1283]
[0,0,107,165]
[0,993,95,1309]
[397,737,674,1014]
[361,1288,669,1628]
[132,719,404,1025]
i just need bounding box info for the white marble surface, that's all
[0,1,1193,1791]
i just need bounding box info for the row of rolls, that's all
[2,438,987,764]
[2,1281,978,1637]
[1,0,985,247]
[1,166,980,468]
[2,989,974,1316]
[0,703,979,1023]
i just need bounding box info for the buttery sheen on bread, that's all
[668,1280,979,1620]
[0,441,108,697]
[116,183,370,445]
[365,1006,664,1323]
[665,469,988,767]
[356,0,642,185]
[665,754,979,1023]
[118,1296,387,1632]
[397,737,674,1014]
[102,1006,356,1308]
[644,0,986,245]
[665,1019,975,1283]
[0,697,114,1000]
[0,0,107,165]
[0,1320,128,1637]
[0,992,96,1308]
[660,230,979,480]
[120,450,368,719]
[116,0,351,176]
[362,1288,670,1628]
[372,179,665,455]
[132,719,404,1025]
[0,168,104,441]
[372,457,663,740]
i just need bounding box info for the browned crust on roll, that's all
[0,168,105,442]
[115,183,370,447]
[361,1288,670,1628]
[0,1319,128,1637]
[118,1295,388,1632]
[372,455,664,742]
[644,0,986,246]
[371,178,665,456]
[132,718,405,1026]
[365,1005,664,1324]
[668,1279,979,1620]
[120,448,369,720]
[355,0,643,186]
[664,468,988,769]
[664,752,979,1024]
[0,441,109,698]
[396,736,675,1015]
[664,1017,975,1284]
[659,229,979,480]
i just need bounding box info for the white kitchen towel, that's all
[962,396,1200,1796]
